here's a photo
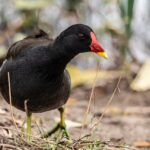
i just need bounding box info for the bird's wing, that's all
[6,29,53,59]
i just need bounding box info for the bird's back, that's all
[6,29,51,59]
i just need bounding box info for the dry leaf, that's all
[0,108,8,114]
[133,141,150,148]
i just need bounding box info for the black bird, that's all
[0,24,108,138]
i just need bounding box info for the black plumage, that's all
[0,24,98,113]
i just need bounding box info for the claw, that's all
[42,107,70,139]
[42,122,69,138]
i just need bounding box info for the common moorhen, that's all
[0,24,108,138]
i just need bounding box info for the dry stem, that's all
[7,72,19,132]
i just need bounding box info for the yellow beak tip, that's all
[97,52,109,59]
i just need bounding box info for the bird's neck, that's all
[48,42,78,75]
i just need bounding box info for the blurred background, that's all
[0,0,150,149]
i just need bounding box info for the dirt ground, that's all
[0,77,150,149]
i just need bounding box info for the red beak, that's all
[90,32,108,59]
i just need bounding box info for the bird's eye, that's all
[78,33,85,39]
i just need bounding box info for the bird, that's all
[0,24,108,139]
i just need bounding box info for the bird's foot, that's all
[41,122,69,139]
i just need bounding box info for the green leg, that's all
[42,107,69,138]
[58,107,69,138]
[27,112,32,141]
[58,107,65,127]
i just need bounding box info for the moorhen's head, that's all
[55,24,108,59]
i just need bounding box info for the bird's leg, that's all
[58,107,65,127]
[24,100,32,141]
[26,112,32,141]
[42,107,69,138]
[58,107,69,138]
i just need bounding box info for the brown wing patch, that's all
[6,29,53,59]
[25,29,49,39]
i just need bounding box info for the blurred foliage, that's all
[67,64,122,88]
[131,59,150,91]
[13,0,51,10]
[105,0,135,58]
[119,0,134,56]
[0,0,150,69]
[12,0,51,33]
[65,0,82,12]
[119,0,134,37]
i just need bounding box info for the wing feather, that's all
[6,29,53,59]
